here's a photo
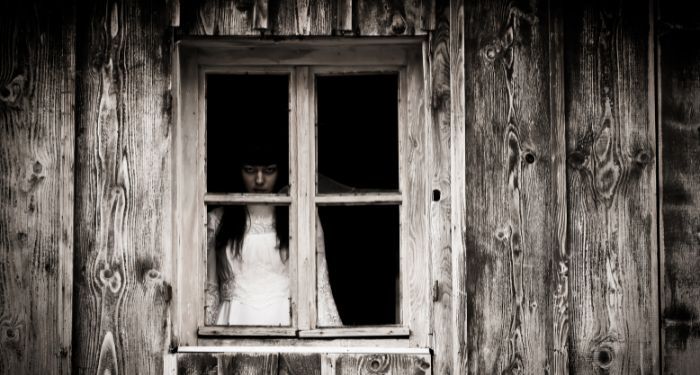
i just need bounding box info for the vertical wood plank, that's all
[218,353,278,374]
[427,0,452,373]
[547,0,569,374]
[268,0,332,35]
[176,352,218,374]
[279,353,321,375]
[405,47,431,348]
[564,0,658,373]
[420,0,436,31]
[355,0,422,36]
[74,0,173,373]
[254,0,270,30]
[334,0,353,34]
[659,29,700,374]
[0,1,75,374]
[449,0,467,373]
[464,0,557,373]
[178,0,257,36]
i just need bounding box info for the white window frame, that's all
[172,39,431,348]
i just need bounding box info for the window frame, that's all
[173,39,430,348]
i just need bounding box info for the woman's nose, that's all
[255,170,264,184]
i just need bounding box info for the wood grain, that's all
[321,353,431,375]
[0,1,75,374]
[218,352,279,374]
[659,29,700,374]
[449,0,466,373]
[179,0,257,36]
[547,0,569,374]
[427,1,452,374]
[464,0,557,373]
[564,0,658,373]
[279,353,321,375]
[176,352,218,374]
[73,0,173,373]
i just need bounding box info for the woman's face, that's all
[241,164,279,193]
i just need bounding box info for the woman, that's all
[205,147,341,326]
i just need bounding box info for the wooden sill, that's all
[198,326,297,337]
[297,326,410,338]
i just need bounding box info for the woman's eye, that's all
[264,166,277,174]
[243,166,255,174]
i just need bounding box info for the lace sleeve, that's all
[316,214,342,326]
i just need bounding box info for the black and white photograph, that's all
[1,0,699,373]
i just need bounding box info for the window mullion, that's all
[296,66,316,331]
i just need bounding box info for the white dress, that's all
[205,205,341,326]
[216,205,290,326]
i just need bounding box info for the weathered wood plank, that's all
[218,353,279,374]
[178,0,427,36]
[427,0,452,374]
[279,353,321,375]
[269,0,333,35]
[564,0,658,373]
[176,352,218,374]
[321,353,431,375]
[355,0,422,36]
[659,29,700,375]
[73,0,173,373]
[179,0,257,36]
[547,0,569,374]
[334,0,352,34]
[464,0,557,373]
[404,47,431,348]
[449,0,466,373]
[0,1,74,374]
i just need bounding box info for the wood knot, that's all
[567,151,588,169]
[32,161,43,173]
[592,345,614,369]
[390,13,406,35]
[98,266,123,294]
[363,355,388,373]
[633,149,654,166]
[0,74,27,106]
[483,43,502,62]
[524,151,536,164]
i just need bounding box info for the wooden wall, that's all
[0,0,699,374]
[658,0,700,373]
[0,1,74,373]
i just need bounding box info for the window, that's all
[173,40,430,346]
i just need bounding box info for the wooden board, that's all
[0,1,74,374]
[174,352,426,374]
[427,1,453,374]
[73,0,174,373]
[178,0,426,36]
[659,29,700,375]
[322,353,431,375]
[463,0,559,373]
[564,0,658,373]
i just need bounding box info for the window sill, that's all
[197,325,410,339]
[176,345,429,355]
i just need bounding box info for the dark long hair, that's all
[214,164,289,280]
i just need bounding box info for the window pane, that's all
[205,204,291,326]
[317,205,400,326]
[207,74,289,194]
[316,74,399,193]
